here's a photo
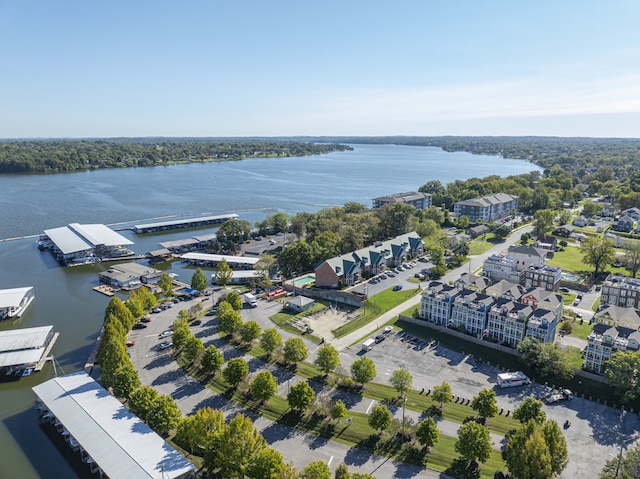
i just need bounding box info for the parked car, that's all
[132,323,147,330]
[380,274,388,280]
[393,285,403,291]
[190,319,202,327]
[126,340,135,347]
[559,287,570,293]
[158,341,172,350]
[573,299,580,306]
[387,272,396,277]
[158,330,172,339]
[140,316,152,323]
[374,334,385,343]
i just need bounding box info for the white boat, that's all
[0,287,35,319]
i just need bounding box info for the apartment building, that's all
[522,264,562,292]
[601,275,640,310]
[420,281,458,325]
[482,254,522,284]
[486,299,533,347]
[584,323,640,374]
[452,193,518,222]
[372,191,432,210]
[449,289,494,336]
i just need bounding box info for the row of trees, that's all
[0,139,351,173]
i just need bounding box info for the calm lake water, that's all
[0,144,540,478]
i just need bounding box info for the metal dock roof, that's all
[0,287,33,309]
[0,325,54,368]
[33,372,195,479]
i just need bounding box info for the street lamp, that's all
[401,397,407,441]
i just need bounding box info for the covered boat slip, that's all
[33,372,194,479]
[41,223,135,265]
[0,286,35,319]
[133,213,238,233]
[0,325,57,371]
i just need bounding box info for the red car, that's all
[140,316,152,323]
[126,340,135,347]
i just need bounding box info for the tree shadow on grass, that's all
[446,458,481,479]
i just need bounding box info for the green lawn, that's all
[469,234,506,255]
[547,245,589,274]
[331,288,421,338]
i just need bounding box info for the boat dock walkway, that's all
[34,332,59,372]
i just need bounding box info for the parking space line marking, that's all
[327,456,333,466]
[366,399,375,414]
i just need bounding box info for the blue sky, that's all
[2,1,640,138]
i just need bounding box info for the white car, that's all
[158,342,172,350]
[158,330,172,339]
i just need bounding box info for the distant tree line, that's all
[0,139,352,174]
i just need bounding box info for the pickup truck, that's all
[544,389,573,404]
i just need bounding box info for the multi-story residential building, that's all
[520,288,564,318]
[601,275,640,310]
[482,254,522,283]
[525,308,558,344]
[507,245,547,271]
[420,281,458,325]
[584,323,640,374]
[522,264,562,292]
[449,289,494,336]
[485,281,527,302]
[315,232,424,288]
[593,304,640,330]
[453,273,492,292]
[486,298,533,347]
[452,193,518,222]
[372,191,432,210]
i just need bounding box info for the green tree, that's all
[240,320,262,344]
[128,385,159,422]
[390,368,413,398]
[222,290,243,310]
[471,389,499,421]
[175,407,224,454]
[368,404,392,434]
[541,420,569,477]
[126,292,144,318]
[580,236,615,279]
[432,381,453,409]
[183,335,204,365]
[215,258,233,286]
[207,413,266,478]
[249,370,278,403]
[218,303,243,335]
[455,421,492,465]
[223,357,249,387]
[283,337,308,365]
[104,296,135,331]
[506,419,568,478]
[624,241,640,278]
[171,318,190,350]
[159,272,175,297]
[599,444,640,479]
[604,350,640,406]
[110,362,141,400]
[334,462,350,479]
[191,267,209,291]
[429,245,445,266]
[350,356,377,387]
[260,328,283,356]
[416,417,440,450]
[246,446,286,479]
[533,209,555,235]
[517,337,575,381]
[331,400,348,423]
[201,345,225,376]
[492,224,511,240]
[314,344,341,375]
[300,460,331,479]
[513,396,547,425]
[147,394,181,435]
[457,215,470,229]
[287,381,315,412]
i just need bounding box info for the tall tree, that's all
[513,396,547,425]
[183,335,204,365]
[201,345,225,376]
[432,381,453,409]
[287,381,315,412]
[207,413,266,478]
[541,420,569,477]
[350,356,377,387]
[246,446,286,479]
[223,357,249,387]
[368,404,392,434]
[314,344,341,375]
[299,460,331,479]
[532,209,555,235]
[215,258,233,286]
[159,272,174,297]
[260,328,283,357]
[249,370,278,403]
[191,267,209,291]
[390,368,413,398]
[175,407,224,455]
[624,241,640,278]
[455,421,492,465]
[283,337,308,365]
[580,236,615,279]
[109,362,141,400]
[416,417,440,450]
[471,389,499,421]
[517,337,575,381]
[334,462,350,479]
[147,394,182,435]
[599,444,640,479]
[240,320,262,344]
[128,385,159,422]
[218,303,243,335]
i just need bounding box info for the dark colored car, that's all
[132,323,147,330]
